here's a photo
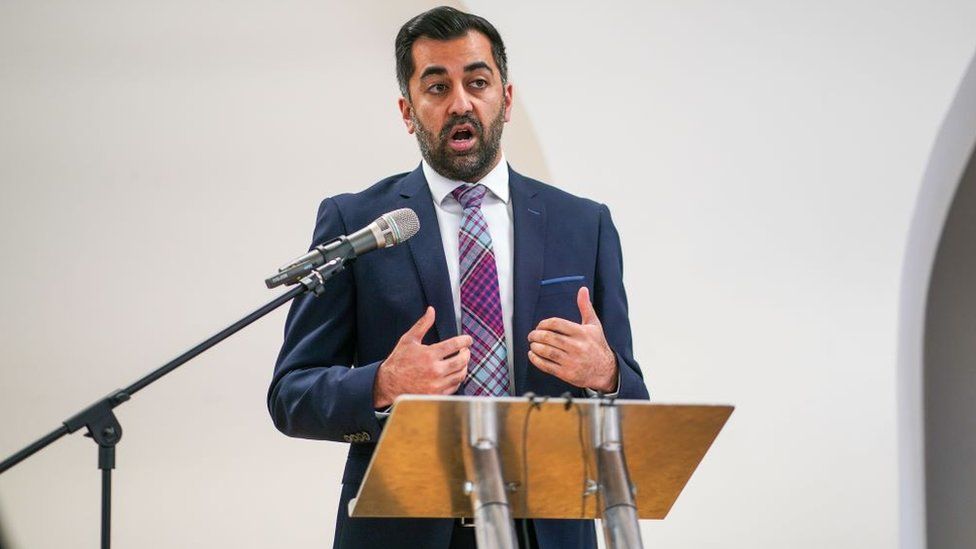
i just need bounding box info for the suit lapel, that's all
[510,168,546,395]
[399,166,457,342]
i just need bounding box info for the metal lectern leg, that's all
[463,400,518,549]
[594,403,644,549]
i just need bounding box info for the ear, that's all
[398,96,415,134]
[503,83,514,123]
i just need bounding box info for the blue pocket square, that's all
[540,275,585,286]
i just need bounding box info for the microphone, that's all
[266,208,420,289]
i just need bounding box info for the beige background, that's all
[1,1,976,547]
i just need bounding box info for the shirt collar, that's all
[423,153,510,206]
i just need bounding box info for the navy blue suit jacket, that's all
[268,165,649,548]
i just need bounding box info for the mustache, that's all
[439,115,484,140]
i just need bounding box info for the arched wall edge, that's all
[897,50,976,549]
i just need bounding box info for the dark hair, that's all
[395,6,508,98]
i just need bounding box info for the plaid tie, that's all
[452,184,510,396]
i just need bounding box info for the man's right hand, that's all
[373,306,472,409]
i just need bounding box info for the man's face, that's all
[398,31,513,183]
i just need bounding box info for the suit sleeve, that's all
[594,203,650,400]
[267,197,384,442]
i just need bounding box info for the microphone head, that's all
[376,208,420,248]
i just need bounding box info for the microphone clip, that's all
[299,256,348,296]
[265,236,355,289]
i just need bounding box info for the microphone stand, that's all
[0,256,347,549]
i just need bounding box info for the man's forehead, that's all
[411,31,497,77]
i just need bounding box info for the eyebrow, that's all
[464,61,493,74]
[419,61,494,80]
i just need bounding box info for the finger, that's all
[429,334,474,358]
[440,362,469,394]
[530,342,566,365]
[536,317,584,336]
[403,306,436,342]
[441,382,463,395]
[438,347,471,375]
[527,329,574,353]
[528,350,561,375]
[577,287,600,326]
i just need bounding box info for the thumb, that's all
[577,286,600,326]
[404,306,436,342]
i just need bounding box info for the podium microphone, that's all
[266,207,420,289]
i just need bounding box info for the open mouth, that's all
[450,124,475,142]
[447,124,477,152]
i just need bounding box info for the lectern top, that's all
[349,396,732,520]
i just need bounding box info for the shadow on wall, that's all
[899,49,976,549]
[0,512,10,549]
[925,138,976,549]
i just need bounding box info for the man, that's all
[268,6,648,548]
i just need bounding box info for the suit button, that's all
[344,432,372,443]
[349,432,369,443]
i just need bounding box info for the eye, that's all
[427,83,447,94]
[470,78,488,89]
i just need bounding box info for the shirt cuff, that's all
[585,371,621,398]
[374,405,392,419]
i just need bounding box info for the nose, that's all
[448,86,473,116]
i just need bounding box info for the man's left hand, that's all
[527,286,618,393]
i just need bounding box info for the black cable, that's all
[560,391,573,411]
[574,403,588,518]
[562,392,595,549]
[519,392,601,548]
[573,399,593,549]
[519,393,546,549]
[559,392,588,520]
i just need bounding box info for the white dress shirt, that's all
[423,156,516,388]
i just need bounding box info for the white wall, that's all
[1,1,975,547]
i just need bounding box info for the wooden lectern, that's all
[349,396,732,549]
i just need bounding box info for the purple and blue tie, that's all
[452,184,510,396]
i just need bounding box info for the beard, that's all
[411,102,505,183]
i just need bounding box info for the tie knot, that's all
[451,184,488,210]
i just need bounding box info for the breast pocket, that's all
[538,275,587,297]
[535,275,587,324]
